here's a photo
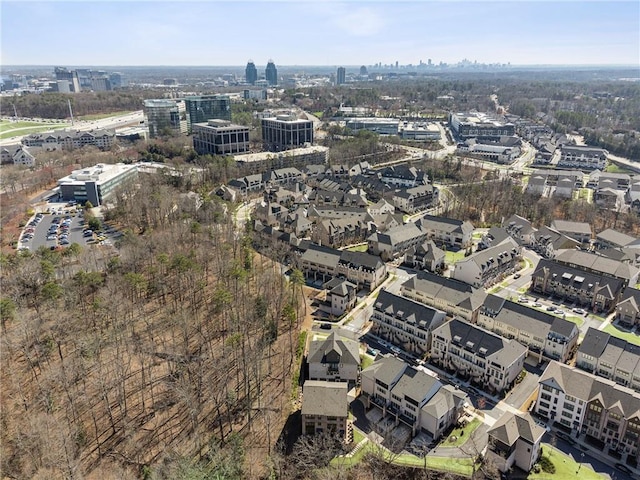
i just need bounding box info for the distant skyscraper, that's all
[109,72,127,89]
[265,60,278,86]
[336,67,346,85]
[245,60,258,85]
[54,67,81,93]
[359,65,368,76]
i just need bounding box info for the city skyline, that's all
[1,1,639,67]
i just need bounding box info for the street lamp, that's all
[577,452,584,474]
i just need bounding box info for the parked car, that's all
[534,420,551,432]
[572,308,585,314]
[513,273,521,279]
[533,302,542,307]
[615,463,632,474]
[319,323,332,330]
[518,297,528,303]
[546,306,555,311]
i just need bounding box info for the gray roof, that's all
[555,249,639,281]
[539,361,640,419]
[433,318,527,367]
[597,228,638,248]
[532,258,625,299]
[374,290,445,331]
[460,238,519,270]
[482,294,578,340]
[390,366,442,405]
[401,270,487,312]
[578,328,640,374]
[301,245,341,269]
[339,250,385,271]
[488,412,545,447]
[301,380,348,418]
[618,287,640,313]
[370,222,425,247]
[419,214,474,236]
[308,332,360,366]
[361,354,406,387]
[551,220,592,236]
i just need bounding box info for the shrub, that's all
[539,455,555,473]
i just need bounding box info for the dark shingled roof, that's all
[488,412,545,446]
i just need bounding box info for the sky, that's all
[1,0,639,67]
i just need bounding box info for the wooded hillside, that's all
[0,174,303,479]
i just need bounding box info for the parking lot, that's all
[18,203,117,252]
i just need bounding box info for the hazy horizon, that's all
[2,1,639,68]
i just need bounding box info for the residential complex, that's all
[371,289,447,357]
[431,318,527,394]
[487,412,545,473]
[478,295,579,363]
[535,361,640,466]
[361,355,468,439]
[576,328,640,391]
[22,129,115,150]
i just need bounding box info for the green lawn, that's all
[605,163,636,175]
[602,323,640,346]
[0,120,67,139]
[346,243,368,252]
[361,354,374,370]
[441,418,482,447]
[529,445,606,480]
[445,250,467,264]
[330,442,474,476]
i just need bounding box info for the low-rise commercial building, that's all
[192,120,249,155]
[57,163,138,206]
[449,112,515,139]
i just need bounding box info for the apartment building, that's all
[535,361,640,466]
[367,222,427,261]
[503,214,537,246]
[301,380,350,442]
[361,355,468,439]
[379,165,427,188]
[431,318,527,394]
[22,129,115,150]
[530,225,580,259]
[617,287,640,328]
[299,243,386,292]
[530,258,625,313]
[554,250,639,286]
[307,332,360,386]
[371,290,447,357]
[478,295,579,363]
[452,238,520,288]
[234,145,328,174]
[558,145,608,171]
[449,112,515,139]
[400,270,487,323]
[417,215,474,249]
[576,328,640,392]
[392,184,438,214]
[596,228,639,250]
